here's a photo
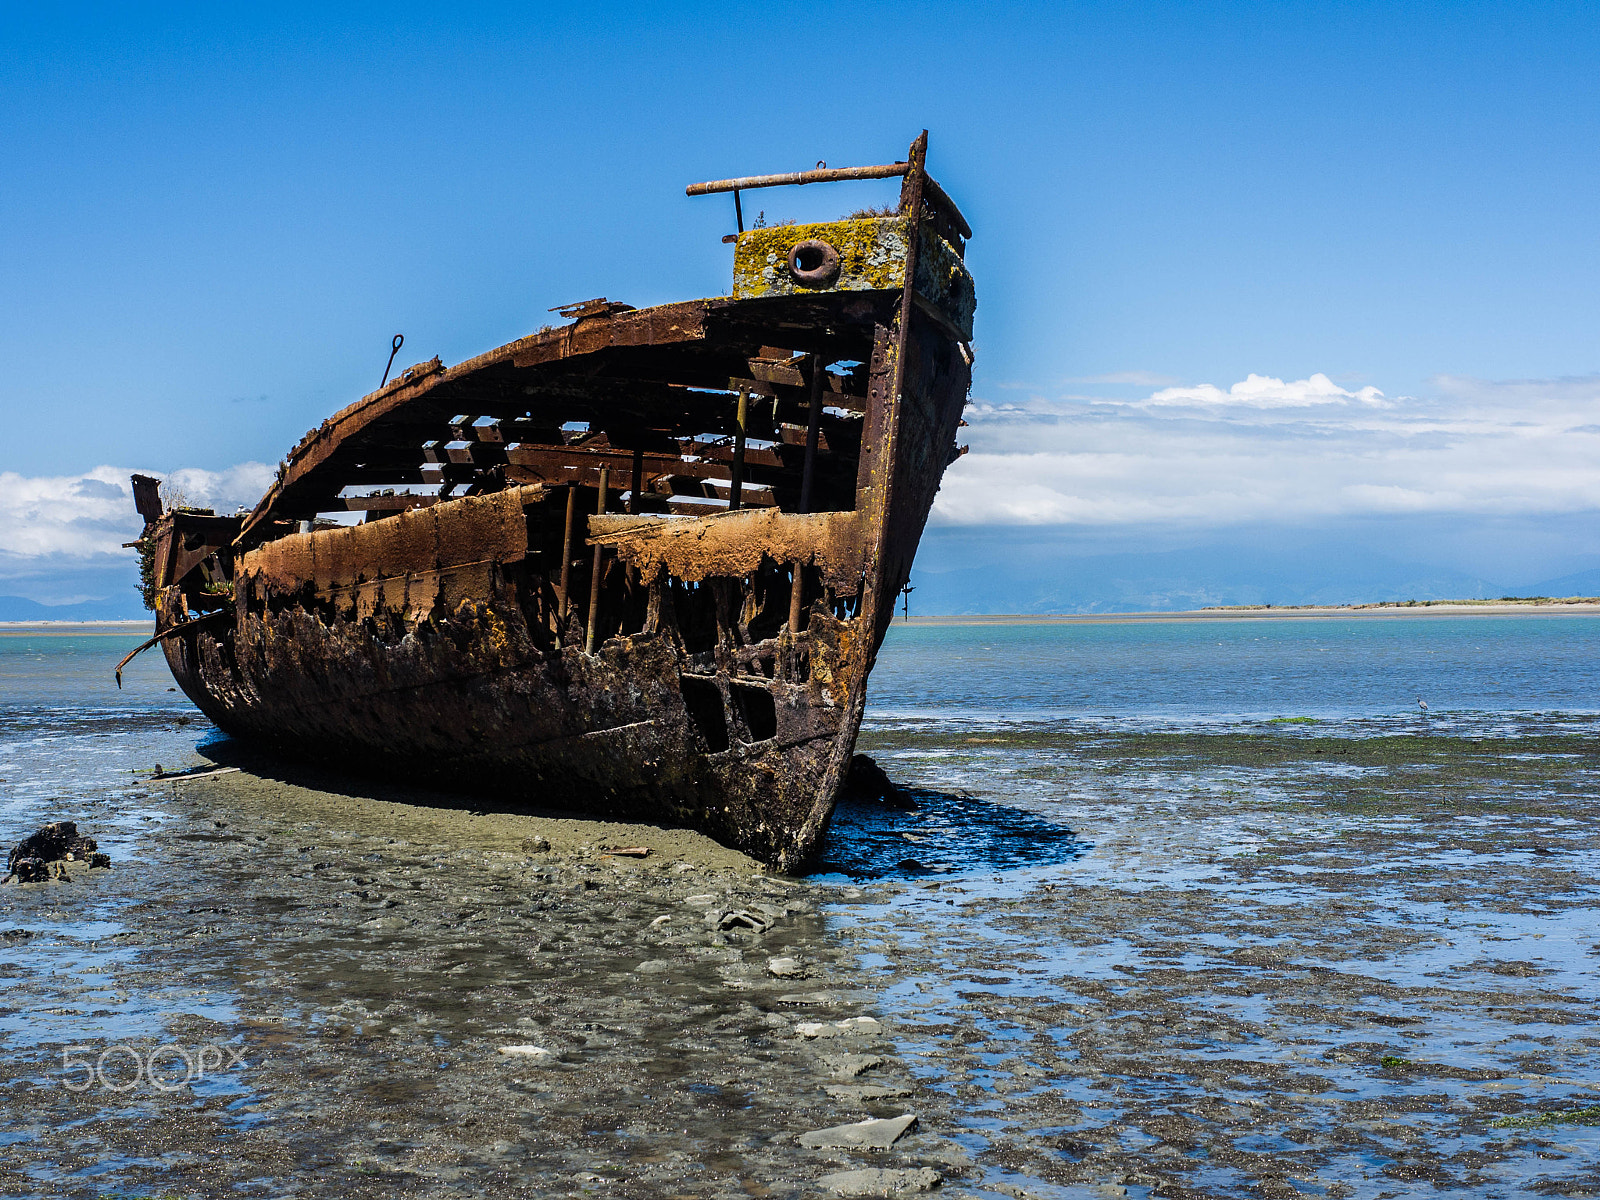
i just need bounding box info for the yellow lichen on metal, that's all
[732,217,975,340]
[913,227,977,341]
[733,218,910,299]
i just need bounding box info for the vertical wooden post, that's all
[558,485,577,623]
[584,467,609,654]
[629,446,645,514]
[800,353,824,514]
[729,387,748,511]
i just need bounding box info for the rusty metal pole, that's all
[729,387,747,511]
[584,467,609,654]
[629,446,644,514]
[800,353,824,514]
[558,484,577,624]
[789,563,805,634]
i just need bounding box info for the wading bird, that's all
[1417,698,1429,712]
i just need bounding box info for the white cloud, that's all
[0,463,274,575]
[10,371,1600,591]
[1066,370,1181,386]
[934,373,1600,526]
[1145,372,1388,408]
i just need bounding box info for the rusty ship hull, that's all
[130,133,974,871]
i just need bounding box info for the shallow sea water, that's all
[1,616,1598,1198]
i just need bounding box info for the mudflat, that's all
[3,705,1598,1197]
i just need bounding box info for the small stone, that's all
[497,1044,553,1059]
[824,1083,914,1102]
[817,1166,942,1196]
[822,1053,883,1079]
[520,836,550,853]
[766,956,806,977]
[778,991,840,1007]
[844,755,915,807]
[797,1016,882,1038]
[9,858,48,883]
[710,909,769,932]
[799,1112,917,1151]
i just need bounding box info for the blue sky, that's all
[5,2,1600,612]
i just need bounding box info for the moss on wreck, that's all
[733,218,910,298]
[136,532,159,611]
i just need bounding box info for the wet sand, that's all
[2,715,1598,1197]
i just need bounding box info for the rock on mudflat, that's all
[767,955,807,977]
[799,1112,917,1150]
[796,1016,882,1038]
[4,820,110,882]
[817,1166,942,1196]
[497,1045,553,1059]
[709,908,769,932]
[824,1083,914,1102]
[822,1053,883,1079]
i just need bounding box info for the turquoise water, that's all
[8,615,1596,721]
[867,614,1600,723]
[0,631,196,821]
[0,630,172,710]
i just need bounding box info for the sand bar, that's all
[904,600,1600,625]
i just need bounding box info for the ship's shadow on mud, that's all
[813,786,1088,880]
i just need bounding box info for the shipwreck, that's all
[125,132,975,870]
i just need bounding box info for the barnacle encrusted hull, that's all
[130,133,974,870]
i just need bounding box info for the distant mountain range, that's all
[0,595,147,622]
[905,523,1600,615]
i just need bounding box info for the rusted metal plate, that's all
[588,510,867,591]
[238,487,537,616]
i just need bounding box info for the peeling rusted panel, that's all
[588,510,865,591]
